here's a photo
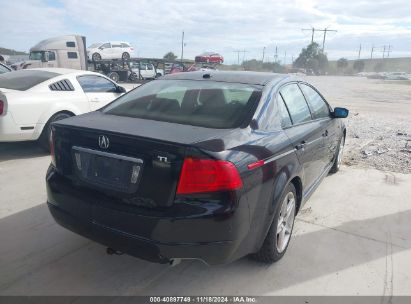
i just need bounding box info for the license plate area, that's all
[72,146,143,193]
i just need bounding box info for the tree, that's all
[353,60,365,72]
[163,52,177,61]
[293,42,328,75]
[242,59,285,72]
[337,58,349,69]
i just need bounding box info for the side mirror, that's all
[116,86,126,93]
[332,107,349,118]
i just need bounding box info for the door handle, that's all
[295,141,306,150]
[322,130,329,137]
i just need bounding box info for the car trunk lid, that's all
[52,111,235,208]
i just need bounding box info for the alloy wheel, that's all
[276,191,296,253]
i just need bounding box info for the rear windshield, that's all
[0,70,59,91]
[102,80,262,128]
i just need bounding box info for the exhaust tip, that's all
[169,258,182,267]
[106,247,124,255]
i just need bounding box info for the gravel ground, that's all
[305,76,411,174]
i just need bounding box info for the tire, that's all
[129,72,139,82]
[38,112,73,152]
[329,135,345,174]
[122,52,130,60]
[252,183,297,263]
[92,53,101,61]
[108,72,120,82]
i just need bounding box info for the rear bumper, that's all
[46,166,251,265]
[48,202,235,264]
[0,113,42,142]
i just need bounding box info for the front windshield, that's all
[29,51,44,60]
[103,80,262,129]
[88,43,102,48]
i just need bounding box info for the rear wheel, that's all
[252,183,297,263]
[92,53,101,61]
[38,112,73,152]
[108,72,120,82]
[329,135,345,174]
[122,52,130,60]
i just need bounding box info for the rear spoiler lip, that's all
[51,123,192,148]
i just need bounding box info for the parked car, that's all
[46,71,348,265]
[0,63,12,74]
[195,52,224,64]
[385,72,410,81]
[87,42,134,61]
[130,62,164,80]
[0,68,125,149]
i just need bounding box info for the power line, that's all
[302,27,315,43]
[301,27,337,51]
[382,45,392,58]
[233,50,248,65]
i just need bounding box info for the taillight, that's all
[50,128,56,166]
[0,100,4,115]
[176,158,243,194]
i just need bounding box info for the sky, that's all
[1,0,411,64]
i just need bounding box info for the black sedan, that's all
[46,71,348,265]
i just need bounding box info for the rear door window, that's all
[0,70,59,90]
[299,84,330,119]
[279,83,312,124]
[277,94,292,128]
[77,75,117,93]
[102,80,262,129]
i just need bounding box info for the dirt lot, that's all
[305,76,411,173]
[0,76,410,296]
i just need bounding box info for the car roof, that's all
[162,71,294,86]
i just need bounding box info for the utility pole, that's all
[302,27,337,51]
[262,46,266,62]
[234,50,248,65]
[358,44,362,59]
[283,51,287,65]
[382,45,386,59]
[321,27,337,52]
[387,45,392,57]
[370,45,375,59]
[302,27,315,43]
[274,46,278,63]
[234,51,240,65]
[180,31,185,62]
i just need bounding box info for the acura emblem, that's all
[98,135,109,149]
